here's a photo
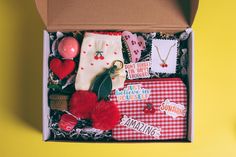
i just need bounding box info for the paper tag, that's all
[160,99,186,119]
[151,39,177,74]
[125,61,151,80]
[115,84,151,101]
[120,115,161,138]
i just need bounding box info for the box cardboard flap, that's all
[35,0,199,31]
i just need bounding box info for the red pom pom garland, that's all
[69,91,98,119]
[91,100,121,131]
[58,90,121,132]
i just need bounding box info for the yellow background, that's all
[0,0,236,157]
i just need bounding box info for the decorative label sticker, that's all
[125,61,151,80]
[160,99,186,119]
[120,115,161,138]
[115,84,151,101]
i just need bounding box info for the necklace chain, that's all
[154,43,176,64]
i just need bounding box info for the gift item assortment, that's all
[47,30,191,142]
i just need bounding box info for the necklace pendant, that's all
[160,63,168,68]
[160,60,168,68]
[160,63,165,68]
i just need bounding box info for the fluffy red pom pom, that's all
[91,101,121,130]
[58,114,77,132]
[69,91,98,119]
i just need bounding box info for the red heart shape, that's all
[50,58,75,80]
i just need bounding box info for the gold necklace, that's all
[154,43,176,68]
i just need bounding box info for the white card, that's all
[125,61,151,80]
[151,39,177,73]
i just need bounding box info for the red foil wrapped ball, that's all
[69,91,98,119]
[58,114,77,132]
[91,100,121,130]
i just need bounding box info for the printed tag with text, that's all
[115,84,151,101]
[125,61,151,80]
[120,115,161,138]
[160,99,186,119]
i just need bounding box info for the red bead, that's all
[100,56,104,60]
[94,55,99,60]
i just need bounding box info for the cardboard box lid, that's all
[35,0,199,31]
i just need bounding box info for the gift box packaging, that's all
[35,0,199,142]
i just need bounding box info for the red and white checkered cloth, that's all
[110,78,188,141]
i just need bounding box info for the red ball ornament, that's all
[58,37,80,59]
[69,91,98,119]
[58,114,77,132]
[91,101,121,130]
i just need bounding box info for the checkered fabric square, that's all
[110,78,188,141]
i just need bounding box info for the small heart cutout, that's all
[50,58,75,80]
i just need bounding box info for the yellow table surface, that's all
[0,0,236,157]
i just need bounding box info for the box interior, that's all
[42,30,195,142]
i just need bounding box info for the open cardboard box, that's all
[35,0,199,142]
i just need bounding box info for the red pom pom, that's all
[91,101,120,130]
[69,91,98,119]
[58,114,77,132]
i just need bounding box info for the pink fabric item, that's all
[122,31,146,63]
